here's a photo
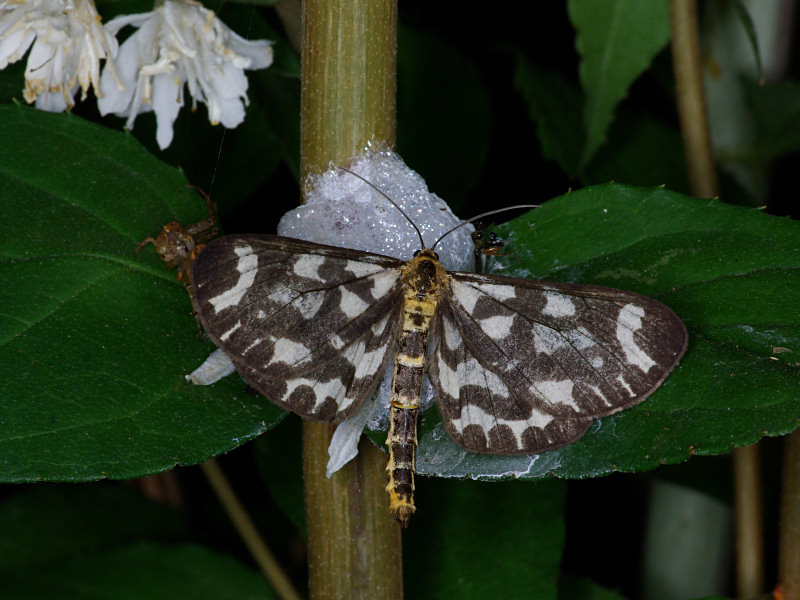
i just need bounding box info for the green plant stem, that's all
[303,425,402,600]
[200,460,302,600]
[669,3,764,598]
[780,431,800,600]
[300,0,396,179]
[300,1,402,599]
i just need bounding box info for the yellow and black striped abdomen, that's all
[386,251,447,526]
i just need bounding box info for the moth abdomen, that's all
[386,392,420,527]
[385,252,445,525]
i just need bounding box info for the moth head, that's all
[413,248,439,261]
[406,249,446,294]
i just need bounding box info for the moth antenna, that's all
[337,166,427,249]
[432,204,539,251]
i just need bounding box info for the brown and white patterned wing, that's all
[190,235,404,423]
[430,272,687,454]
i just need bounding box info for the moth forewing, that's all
[190,235,405,423]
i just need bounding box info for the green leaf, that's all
[0,105,284,483]
[582,111,689,191]
[512,52,691,192]
[0,484,190,570]
[406,478,565,599]
[0,484,275,598]
[746,79,800,162]
[568,0,671,166]
[730,0,763,81]
[0,483,275,600]
[2,542,277,600]
[514,53,689,191]
[416,184,800,480]
[513,53,585,175]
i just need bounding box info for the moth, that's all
[184,173,688,527]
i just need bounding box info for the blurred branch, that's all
[780,431,800,600]
[669,2,764,598]
[201,459,302,600]
[669,0,719,198]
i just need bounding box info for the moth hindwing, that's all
[190,234,687,526]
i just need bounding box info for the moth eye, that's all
[413,250,421,257]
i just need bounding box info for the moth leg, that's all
[137,186,219,332]
[184,185,219,246]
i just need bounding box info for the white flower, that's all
[99,0,273,149]
[0,0,117,111]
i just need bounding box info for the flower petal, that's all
[94,0,273,148]
[1,0,117,112]
[151,70,183,149]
